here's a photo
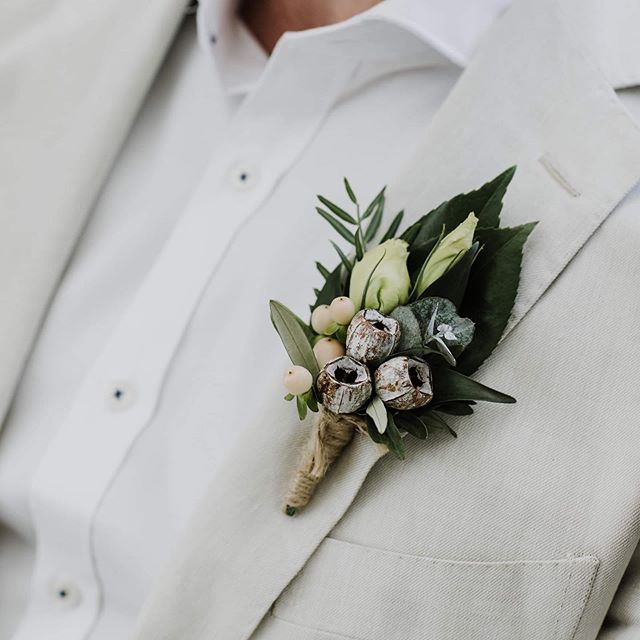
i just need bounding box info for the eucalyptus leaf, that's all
[270,300,319,378]
[389,305,423,354]
[317,195,357,224]
[316,207,355,244]
[366,396,388,434]
[431,366,515,404]
[457,222,537,374]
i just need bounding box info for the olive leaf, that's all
[317,195,357,224]
[270,300,320,378]
[394,412,428,439]
[366,396,388,434]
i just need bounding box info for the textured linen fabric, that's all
[130,1,640,639]
[0,0,512,638]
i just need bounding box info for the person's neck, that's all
[240,0,382,54]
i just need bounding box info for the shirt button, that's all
[228,163,258,191]
[106,381,136,411]
[49,577,82,609]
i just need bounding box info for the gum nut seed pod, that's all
[311,305,334,334]
[329,296,357,325]
[346,309,400,365]
[283,365,313,396]
[374,356,433,410]
[313,337,346,368]
[316,356,372,414]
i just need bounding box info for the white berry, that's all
[283,365,313,395]
[313,337,346,367]
[330,296,357,325]
[311,304,334,334]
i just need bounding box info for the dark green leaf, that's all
[270,300,319,378]
[311,264,347,311]
[421,242,481,307]
[380,210,405,242]
[331,241,353,274]
[316,261,331,280]
[457,222,537,374]
[385,411,406,460]
[433,401,475,416]
[430,366,515,404]
[394,412,428,439]
[354,227,365,260]
[366,417,386,444]
[364,199,384,242]
[344,177,357,204]
[419,411,458,438]
[317,195,357,224]
[401,167,517,250]
[362,187,386,220]
[316,207,355,244]
[305,389,319,413]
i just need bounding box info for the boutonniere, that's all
[270,167,536,516]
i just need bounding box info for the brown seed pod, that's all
[374,356,433,410]
[346,309,400,365]
[316,356,372,414]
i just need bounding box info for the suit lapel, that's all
[134,1,640,639]
[0,0,184,429]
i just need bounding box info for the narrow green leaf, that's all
[304,389,319,413]
[366,396,388,433]
[385,411,406,460]
[362,187,386,220]
[317,195,357,224]
[344,177,357,204]
[359,249,386,309]
[394,412,428,439]
[430,366,515,404]
[296,395,308,420]
[316,207,355,244]
[457,222,537,374]
[364,199,384,242]
[433,401,475,416]
[354,227,365,260]
[284,393,295,401]
[380,210,404,242]
[270,300,319,378]
[316,261,331,280]
[366,417,386,444]
[419,411,458,438]
[331,241,353,274]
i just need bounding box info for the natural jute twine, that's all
[283,407,367,516]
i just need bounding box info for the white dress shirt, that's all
[0,1,511,638]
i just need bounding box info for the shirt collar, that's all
[196,0,511,96]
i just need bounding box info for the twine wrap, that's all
[284,407,367,516]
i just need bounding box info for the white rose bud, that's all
[313,337,346,367]
[283,365,313,396]
[311,304,335,334]
[329,296,356,325]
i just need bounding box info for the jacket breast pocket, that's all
[271,537,599,640]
